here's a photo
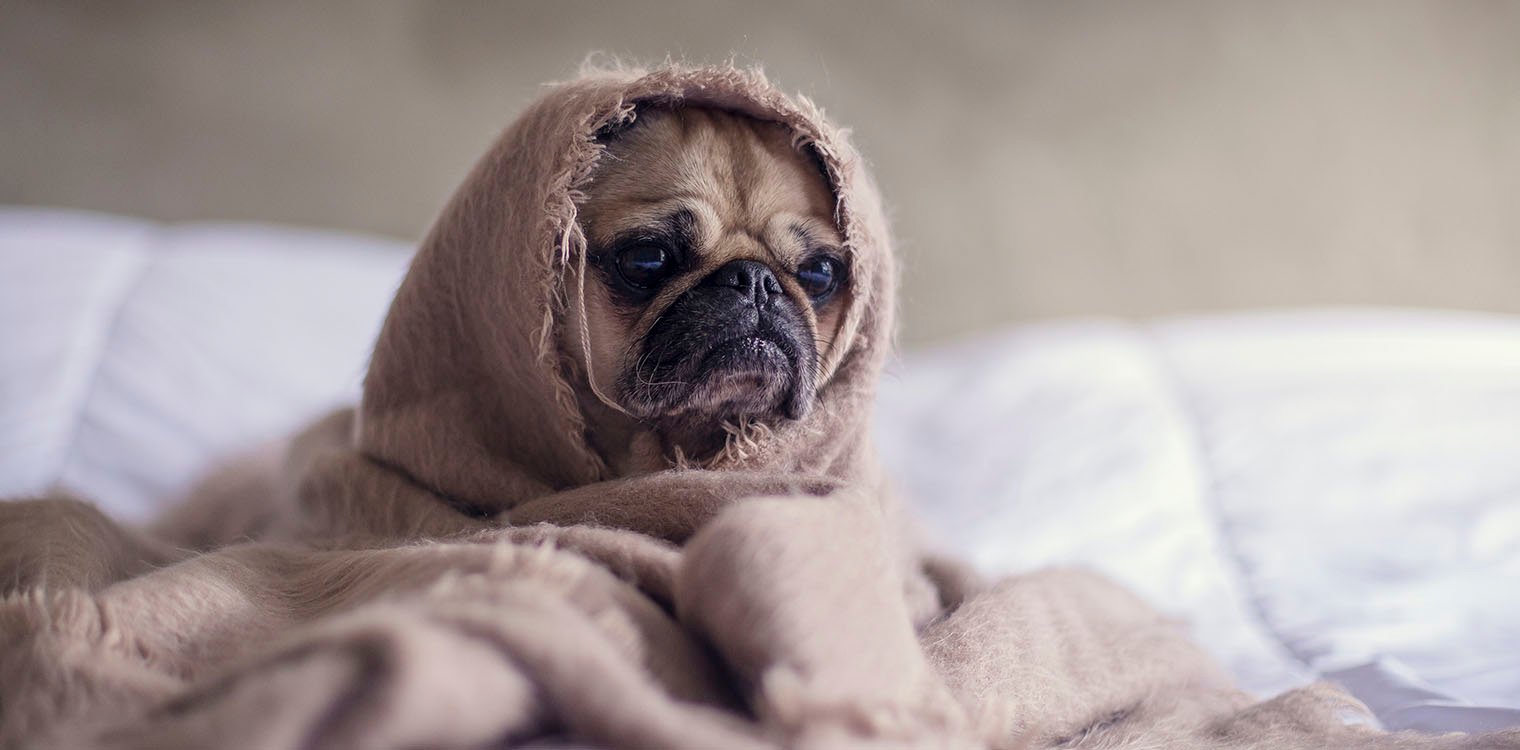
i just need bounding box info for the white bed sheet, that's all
[2,207,1516,732]
[876,313,1520,730]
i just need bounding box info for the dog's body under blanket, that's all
[1,65,1515,750]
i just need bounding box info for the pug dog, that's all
[566,106,849,471]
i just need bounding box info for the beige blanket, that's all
[2,64,1515,750]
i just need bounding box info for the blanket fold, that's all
[2,63,1516,750]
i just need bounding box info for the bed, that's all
[2,206,1516,733]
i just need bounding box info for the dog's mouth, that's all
[700,335,788,378]
[681,333,797,414]
[619,310,817,430]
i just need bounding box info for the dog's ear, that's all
[595,103,651,144]
[796,142,833,195]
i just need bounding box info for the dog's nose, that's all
[702,259,783,306]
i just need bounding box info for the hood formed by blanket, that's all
[357,65,897,514]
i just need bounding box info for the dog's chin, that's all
[687,334,795,417]
[621,332,813,442]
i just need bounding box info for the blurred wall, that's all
[3,1,1517,345]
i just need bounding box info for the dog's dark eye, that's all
[796,256,842,301]
[615,243,674,290]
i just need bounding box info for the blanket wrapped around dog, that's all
[2,65,1516,750]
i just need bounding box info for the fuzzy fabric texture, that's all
[2,64,1517,750]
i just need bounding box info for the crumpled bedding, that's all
[875,311,1520,731]
[2,205,1517,733]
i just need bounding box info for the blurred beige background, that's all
[3,1,1517,345]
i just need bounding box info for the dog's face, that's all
[571,106,847,457]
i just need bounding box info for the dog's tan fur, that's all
[564,107,847,473]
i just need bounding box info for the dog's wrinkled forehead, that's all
[597,103,834,185]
